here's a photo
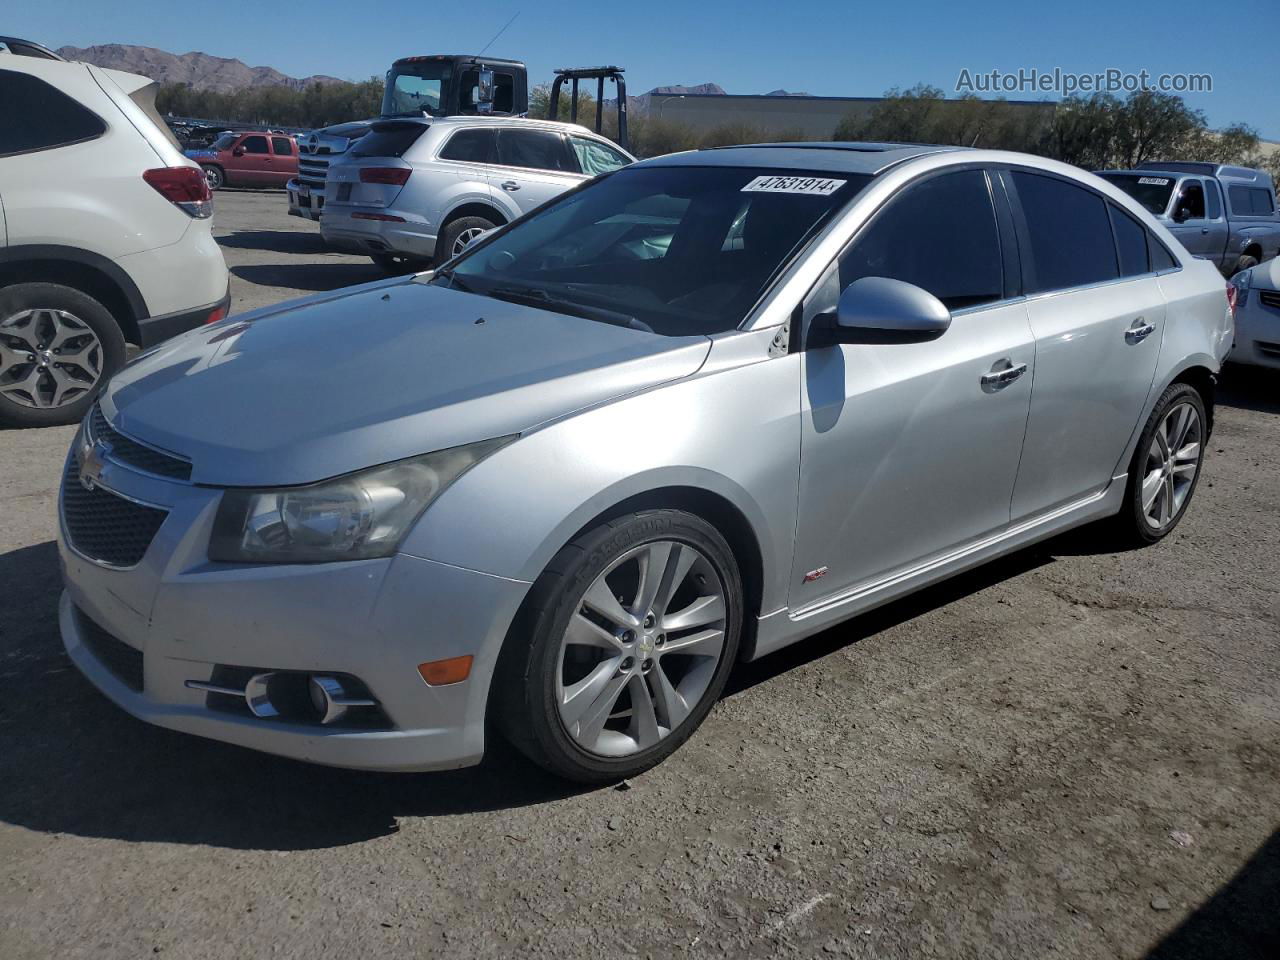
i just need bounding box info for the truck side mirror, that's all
[1172,206,1190,224]
[477,69,495,104]
[232,146,245,157]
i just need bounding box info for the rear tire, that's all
[370,252,432,275]
[1109,382,1207,545]
[202,165,224,191]
[494,510,743,783]
[434,216,497,267]
[0,282,126,428]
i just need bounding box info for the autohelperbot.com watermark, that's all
[956,68,1212,97]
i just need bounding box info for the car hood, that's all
[103,279,711,487]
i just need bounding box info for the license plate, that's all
[297,184,310,199]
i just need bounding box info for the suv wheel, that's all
[202,165,224,190]
[495,510,743,783]
[0,283,126,428]
[436,216,497,266]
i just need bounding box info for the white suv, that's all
[321,116,634,272]
[0,52,229,427]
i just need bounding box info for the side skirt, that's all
[747,477,1127,661]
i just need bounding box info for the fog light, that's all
[308,674,377,725]
[417,655,473,686]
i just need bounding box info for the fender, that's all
[0,243,149,320]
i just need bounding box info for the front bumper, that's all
[286,179,324,222]
[57,449,531,772]
[1229,290,1280,369]
[320,206,438,260]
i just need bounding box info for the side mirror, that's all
[477,68,495,104]
[1171,206,1190,224]
[232,146,245,157]
[811,276,951,347]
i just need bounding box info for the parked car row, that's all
[186,130,299,190]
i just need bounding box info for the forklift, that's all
[381,54,630,151]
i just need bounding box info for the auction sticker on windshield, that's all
[1138,177,1171,185]
[742,176,847,196]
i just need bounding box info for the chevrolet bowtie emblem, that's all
[79,440,110,491]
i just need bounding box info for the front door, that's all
[791,169,1035,605]
[492,128,586,215]
[235,134,275,186]
[1003,170,1164,521]
[1168,177,1227,263]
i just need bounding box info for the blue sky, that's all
[13,0,1279,139]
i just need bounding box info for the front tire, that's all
[1111,382,1207,545]
[1232,254,1259,276]
[495,510,743,783]
[0,282,126,428]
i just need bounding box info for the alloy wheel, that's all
[1141,400,1202,532]
[0,308,104,409]
[452,226,488,258]
[556,540,728,758]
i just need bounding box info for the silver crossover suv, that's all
[320,116,634,273]
[59,143,1234,783]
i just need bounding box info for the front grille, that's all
[297,157,330,190]
[1259,290,1280,311]
[61,457,168,567]
[90,405,191,481]
[76,608,144,691]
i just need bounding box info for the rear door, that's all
[492,128,585,214]
[1004,170,1164,521]
[269,136,297,185]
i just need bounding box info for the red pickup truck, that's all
[186,131,299,190]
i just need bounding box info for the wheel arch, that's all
[0,245,146,344]
[1170,363,1216,436]
[440,201,509,232]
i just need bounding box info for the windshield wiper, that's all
[486,286,641,330]
[431,268,475,293]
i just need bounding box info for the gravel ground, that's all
[1,190,1277,959]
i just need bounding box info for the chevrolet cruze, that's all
[58,143,1234,782]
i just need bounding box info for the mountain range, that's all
[54,44,809,99]
[54,44,343,93]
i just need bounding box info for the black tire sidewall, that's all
[435,216,497,267]
[1123,382,1206,544]
[1233,256,1258,276]
[502,510,743,783]
[0,282,126,428]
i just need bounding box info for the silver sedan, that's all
[58,143,1234,782]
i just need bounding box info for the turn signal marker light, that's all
[418,655,473,686]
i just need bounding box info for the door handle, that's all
[981,360,1028,391]
[500,181,520,191]
[1200,228,1209,234]
[1125,317,1156,344]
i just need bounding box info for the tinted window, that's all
[459,71,515,113]
[497,129,572,171]
[439,128,496,164]
[570,136,631,176]
[1245,187,1275,215]
[241,135,269,155]
[1175,180,1205,219]
[1149,234,1178,271]
[1098,173,1174,214]
[1110,205,1150,277]
[839,170,1003,310]
[351,124,427,158]
[0,70,106,156]
[1204,179,1222,219]
[271,136,293,155]
[1012,171,1119,293]
[440,166,870,336]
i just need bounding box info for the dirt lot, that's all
[1,189,1277,959]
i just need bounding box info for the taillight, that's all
[1225,281,1239,319]
[359,167,412,186]
[205,304,228,325]
[143,167,212,219]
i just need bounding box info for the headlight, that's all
[208,437,514,563]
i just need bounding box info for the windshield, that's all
[1099,173,1176,215]
[383,62,453,117]
[211,133,237,150]
[433,166,869,337]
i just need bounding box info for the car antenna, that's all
[478,11,520,56]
